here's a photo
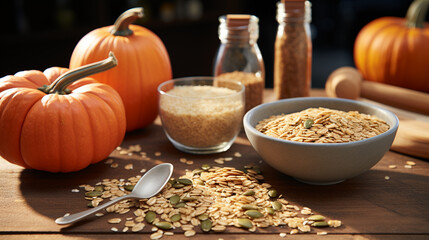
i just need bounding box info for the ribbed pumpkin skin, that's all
[0,68,126,172]
[69,25,172,132]
[354,17,429,93]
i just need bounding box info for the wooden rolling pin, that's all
[326,67,429,159]
[325,67,429,115]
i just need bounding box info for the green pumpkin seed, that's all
[201,219,212,232]
[245,210,263,218]
[170,213,181,222]
[272,201,282,211]
[94,186,104,192]
[304,119,314,129]
[87,202,94,208]
[237,218,253,229]
[169,195,180,205]
[177,178,193,186]
[155,221,173,230]
[268,189,278,198]
[173,183,185,188]
[124,185,134,191]
[174,202,186,209]
[241,204,259,210]
[85,191,102,198]
[311,221,329,227]
[243,190,255,196]
[145,211,156,223]
[265,207,275,215]
[308,215,326,221]
[201,164,211,170]
[168,179,177,185]
[192,169,204,175]
[198,213,209,221]
[182,196,197,201]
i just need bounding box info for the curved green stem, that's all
[43,52,117,94]
[406,0,429,28]
[110,7,144,36]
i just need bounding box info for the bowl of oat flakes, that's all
[243,97,399,185]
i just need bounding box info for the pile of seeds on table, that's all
[78,163,342,239]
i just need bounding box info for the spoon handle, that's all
[55,193,135,225]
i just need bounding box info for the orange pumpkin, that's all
[70,8,172,132]
[0,53,126,172]
[354,0,429,93]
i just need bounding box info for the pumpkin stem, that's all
[406,0,429,28]
[44,52,118,94]
[110,7,144,36]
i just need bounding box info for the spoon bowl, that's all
[55,163,173,225]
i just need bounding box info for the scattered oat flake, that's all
[104,159,114,164]
[110,163,119,168]
[140,168,147,173]
[186,160,194,165]
[404,165,412,169]
[164,232,174,236]
[116,146,122,151]
[180,158,187,163]
[406,161,416,166]
[155,152,162,156]
[125,163,133,170]
[385,176,390,180]
[71,189,79,193]
[111,227,119,232]
[184,229,196,237]
[95,213,104,217]
[224,157,233,162]
[150,231,163,240]
[108,218,122,224]
[214,158,224,164]
[234,152,242,157]
[279,232,287,237]
[388,165,397,169]
[317,231,328,235]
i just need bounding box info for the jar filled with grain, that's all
[214,14,265,112]
[274,0,312,99]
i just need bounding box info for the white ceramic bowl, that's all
[243,97,399,185]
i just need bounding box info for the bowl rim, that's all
[243,97,399,147]
[157,76,245,100]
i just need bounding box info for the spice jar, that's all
[214,14,265,112]
[274,0,312,99]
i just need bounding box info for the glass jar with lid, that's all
[274,0,312,99]
[214,14,265,112]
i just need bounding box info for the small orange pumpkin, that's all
[354,0,429,93]
[0,53,126,172]
[70,7,172,131]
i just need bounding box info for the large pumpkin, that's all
[354,0,429,93]
[70,7,172,132]
[0,53,126,172]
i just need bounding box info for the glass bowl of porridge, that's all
[158,77,245,154]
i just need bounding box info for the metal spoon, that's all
[55,163,173,225]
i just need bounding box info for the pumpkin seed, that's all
[177,178,193,186]
[192,169,204,175]
[272,201,282,211]
[85,191,102,198]
[245,210,263,218]
[201,164,211,170]
[241,204,259,210]
[124,185,134,191]
[237,218,253,229]
[201,219,212,232]
[170,213,181,222]
[311,221,329,227]
[174,202,186,208]
[265,207,275,215]
[155,221,173,230]
[308,215,326,221]
[145,211,156,223]
[173,183,185,188]
[169,194,180,205]
[182,196,197,201]
[243,190,255,196]
[268,189,278,198]
[304,119,314,129]
[168,179,177,185]
[198,213,209,221]
[87,202,94,208]
[94,186,104,192]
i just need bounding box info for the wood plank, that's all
[0,89,428,239]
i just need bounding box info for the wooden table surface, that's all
[1,90,428,240]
